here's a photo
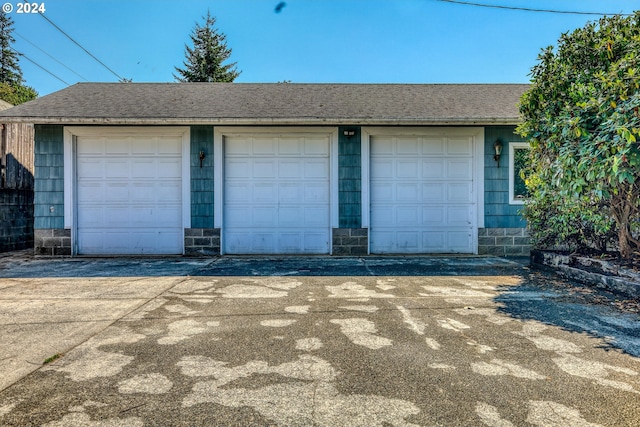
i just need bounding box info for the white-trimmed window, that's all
[509,142,530,204]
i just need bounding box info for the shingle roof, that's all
[0,82,528,125]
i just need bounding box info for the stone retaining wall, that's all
[531,249,640,298]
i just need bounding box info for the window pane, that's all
[513,148,529,199]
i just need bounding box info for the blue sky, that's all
[9,0,639,96]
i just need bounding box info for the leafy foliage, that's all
[0,13,37,105]
[174,11,240,83]
[518,12,640,257]
[0,82,37,105]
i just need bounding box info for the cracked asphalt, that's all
[0,254,639,426]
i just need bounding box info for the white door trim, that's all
[64,126,191,255]
[361,126,485,254]
[214,126,338,255]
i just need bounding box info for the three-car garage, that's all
[63,126,483,256]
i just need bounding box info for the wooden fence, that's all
[1,123,34,189]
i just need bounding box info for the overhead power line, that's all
[435,0,634,16]
[15,31,88,81]
[12,48,69,85]
[33,8,125,81]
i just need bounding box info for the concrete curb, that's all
[530,249,640,298]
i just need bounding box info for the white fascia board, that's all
[18,117,522,126]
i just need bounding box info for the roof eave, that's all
[0,116,522,126]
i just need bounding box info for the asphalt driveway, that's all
[0,254,639,426]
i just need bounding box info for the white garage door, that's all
[224,134,330,254]
[76,134,184,255]
[370,134,476,254]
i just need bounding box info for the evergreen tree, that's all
[0,12,36,104]
[174,11,240,82]
[0,13,22,86]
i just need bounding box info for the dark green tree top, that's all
[0,13,36,104]
[0,12,23,86]
[174,11,240,82]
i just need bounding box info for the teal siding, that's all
[190,125,214,228]
[338,126,361,228]
[34,125,64,229]
[484,126,527,228]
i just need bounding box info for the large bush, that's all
[518,12,640,257]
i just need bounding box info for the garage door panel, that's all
[305,159,329,178]
[279,207,304,227]
[370,132,476,254]
[397,160,419,178]
[279,233,302,252]
[105,159,129,178]
[448,231,473,251]
[254,137,277,154]
[370,137,394,154]
[395,232,420,250]
[105,183,129,202]
[447,206,473,226]
[422,207,445,226]
[131,138,157,154]
[279,160,302,178]
[448,159,473,179]
[253,207,278,227]
[253,160,276,178]
[371,206,393,226]
[371,159,394,178]
[77,182,103,202]
[302,232,329,252]
[448,183,473,202]
[105,139,128,155]
[279,138,302,155]
[158,137,181,154]
[422,138,445,155]
[131,159,156,178]
[423,183,444,202]
[77,159,104,178]
[224,133,330,254]
[225,183,251,202]
[371,182,393,200]
[155,181,182,202]
[422,232,445,251]
[397,183,420,202]
[78,138,105,154]
[304,138,329,155]
[304,183,329,202]
[159,159,182,178]
[226,159,251,178]
[422,160,444,178]
[279,183,302,202]
[77,207,104,228]
[255,183,277,202]
[396,137,420,154]
[447,137,473,155]
[397,206,421,225]
[304,207,328,226]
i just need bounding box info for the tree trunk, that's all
[618,224,633,258]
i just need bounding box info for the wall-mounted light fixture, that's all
[343,129,356,138]
[493,139,503,168]
[199,150,206,168]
